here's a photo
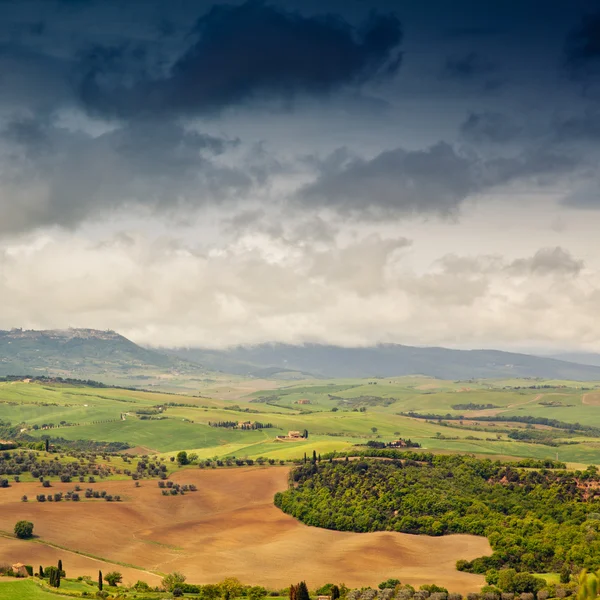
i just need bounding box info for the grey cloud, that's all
[460,111,522,143]
[0,117,252,234]
[562,182,600,208]
[441,51,502,90]
[298,141,577,217]
[508,247,584,276]
[554,110,600,142]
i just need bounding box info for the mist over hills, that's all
[2,328,600,382]
[169,343,600,381]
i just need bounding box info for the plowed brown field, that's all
[0,467,491,591]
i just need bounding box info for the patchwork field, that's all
[0,467,490,592]
[2,375,600,464]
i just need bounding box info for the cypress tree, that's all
[58,559,63,576]
[99,570,103,591]
[331,586,340,600]
[298,581,310,600]
[39,565,44,578]
[45,438,49,452]
[311,450,317,464]
[290,584,297,600]
[55,570,61,588]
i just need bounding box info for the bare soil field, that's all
[0,467,490,591]
[583,392,600,406]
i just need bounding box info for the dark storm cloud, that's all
[299,142,577,217]
[79,1,403,118]
[565,12,600,72]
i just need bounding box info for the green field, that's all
[2,376,600,465]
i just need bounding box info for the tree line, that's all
[275,455,600,574]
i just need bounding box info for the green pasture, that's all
[4,377,600,463]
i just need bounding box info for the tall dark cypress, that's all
[298,581,310,600]
[57,559,62,575]
[39,565,44,578]
[98,570,103,591]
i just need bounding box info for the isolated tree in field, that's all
[162,572,186,592]
[303,429,309,439]
[176,451,189,465]
[98,570,103,591]
[14,520,34,539]
[104,571,123,586]
[220,577,243,600]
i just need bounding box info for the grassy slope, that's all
[3,378,600,463]
[0,579,73,599]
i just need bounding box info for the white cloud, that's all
[1,220,599,352]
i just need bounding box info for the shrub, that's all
[103,571,122,586]
[14,520,34,539]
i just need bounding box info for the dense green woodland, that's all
[274,455,600,574]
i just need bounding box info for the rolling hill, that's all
[0,328,203,380]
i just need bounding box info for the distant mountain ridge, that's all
[167,343,600,381]
[1,328,600,382]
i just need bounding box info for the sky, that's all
[1,0,600,351]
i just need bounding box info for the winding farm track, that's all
[0,467,490,591]
[465,394,543,417]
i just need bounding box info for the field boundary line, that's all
[0,530,164,577]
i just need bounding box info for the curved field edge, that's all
[0,466,489,592]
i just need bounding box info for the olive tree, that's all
[14,520,34,539]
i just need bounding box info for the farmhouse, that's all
[12,563,28,577]
[276,430,307,442]
[389,439,409,448]
[295,399,311,405]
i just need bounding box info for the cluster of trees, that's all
[158,480,197,495]
[275,455,600,573]
[290,581,310,600]
[208,421,274,430]
[0,449,127,480]
[365,440,421,449]
[35,492,79,502]
[400,412,600,436]
[451,404,499,410]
